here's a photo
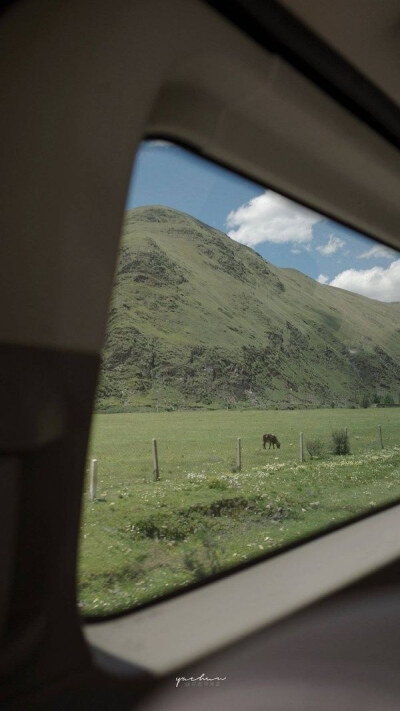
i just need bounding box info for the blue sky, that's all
[126,140,400,302]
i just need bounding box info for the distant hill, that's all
[96,206,400,411]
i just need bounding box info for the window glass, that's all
[78,140,400,616]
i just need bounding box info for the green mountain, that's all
[96,205,400,411]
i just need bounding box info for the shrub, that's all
[360,394,370,408]
[306,438,324,459]
[182,532,221,581]
[182,546,208,581]
[383,393,395,405]
[331,429,350,455]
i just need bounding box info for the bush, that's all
[383,393,395,405]
[306,438,324,459]
[182,532,221,581]
[331,429,350,455]
[360,394,370,408]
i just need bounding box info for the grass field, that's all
[78,407,400,616]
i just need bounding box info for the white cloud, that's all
[317,274,329,284]
[316,235,345,255]
[328,260,400,302]
[358,244,397,260]
[227,191,320,247]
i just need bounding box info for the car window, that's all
[78,139,400,616]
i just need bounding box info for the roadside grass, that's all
[78,407,400,615]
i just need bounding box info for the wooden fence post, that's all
[89,458,97,501]
[152,438,160,481]
[378,425,384,449]
[237,437,242,472]
[299,432,304,462]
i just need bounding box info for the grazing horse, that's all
[263,433,280,449]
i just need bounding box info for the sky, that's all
[126,140,400,302]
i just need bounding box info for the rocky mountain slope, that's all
[96,206,400,410]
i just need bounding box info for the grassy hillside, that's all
[96,206,400,411]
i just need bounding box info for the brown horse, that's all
[263,434,280,449]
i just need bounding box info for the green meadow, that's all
[78,407,400,616]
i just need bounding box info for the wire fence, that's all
[87,425,387,500]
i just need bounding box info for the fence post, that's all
[345,427,348,438]
[152,438,160,481]
[299,432,304,462]
[378,425,384,449]
[89,458,97,501]
[237,437,242,472]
